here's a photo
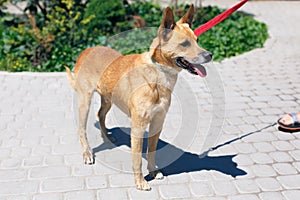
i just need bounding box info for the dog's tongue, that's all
[193,64,207,77]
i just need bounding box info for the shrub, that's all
[0,1,268,72]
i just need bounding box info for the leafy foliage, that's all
[0,1,268,72]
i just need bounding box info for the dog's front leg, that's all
[131,123,150,191]
[147,111,165,180]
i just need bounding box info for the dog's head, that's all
[150,4,212,77]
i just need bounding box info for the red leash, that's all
[194,0,249,36]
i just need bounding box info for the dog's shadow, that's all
[93,124,246,180]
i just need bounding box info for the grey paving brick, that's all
[31,145,52,156]
[0,169,27,181]
[228,194,260,200]
[23,156,44,167]
[253,142,276,153]
[290,139,300,149]
[44,155,65,166]
[289,150,300,161]
[251,164,277,177]
[40,177,84,192]
[72,165,93,176]
[0,158,22,169]
[29,166,70,179]
[167,173,191,184]
[233,143,257,154]
[108,173,135,188]
[282,190,300,200]
[258,192,284,200]
[277,174,300,190]
[0,181,39,195]
[52,144,82,155]
[86,176,108,189]
[33,193,63,200]
[233,154,254,166]
[64,191,95,200]
[256,178,282,192]
[128,186,159,200]
[97,188,128,200]
[211,181,237,196]
[233,179,260,194]
[292,162,300,172]
[272,141,295,151]
[190,181,214,197]
[272,163,298,175]
[159,184,191,199]
[250,153,274,164]
[269,151,294,163]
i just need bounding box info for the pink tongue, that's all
[194,67,206,77]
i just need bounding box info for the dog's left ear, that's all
[159,7,176,41]
[178,4,194,28]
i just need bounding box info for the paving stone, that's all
[272,141,295,151]
[289,150,300,161]
[97,188,128,200]
[64,191,95,200]
[272,163,298,175]
[41,177,84,192]
[23,156,44,167]
[190,181,214,197]
[211,181,237,196]
[0,158,22,169]
[290,139,300,149]
[109,173,135,188]
[234,179,260,194]
[277,174,300,189]
[33,193,63,200]
[228,194,260,200]
[258,192,284,200]
[72,164,93,176]
[159,184,191,199]
[282,190,300,200]
[256,178,282,192]
[250,153,274,164]
[86,176,108,189]
[44,155,65,166]
[29,166,70,179]
[233,143,257,154]
[253,142,276,153]
[167,173,191,184]
[251,164,277,177]
[128,186,159,199]
[233,154,254,166]
[0,169,27,181]
[0,181,39,195]
[269,151,294,163]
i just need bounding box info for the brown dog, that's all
[65,4,212,191]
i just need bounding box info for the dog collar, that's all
[149,54,178,75]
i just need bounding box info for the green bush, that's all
[0,1,268,72]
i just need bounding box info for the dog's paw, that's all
[149,170,164,180]
[83,150,94,165]
[136,179,151,191]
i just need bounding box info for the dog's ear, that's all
[178,4,194,28]
[159,7,176,41]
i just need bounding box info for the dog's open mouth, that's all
[175,57,207,77]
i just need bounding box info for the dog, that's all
[65,4,212,191]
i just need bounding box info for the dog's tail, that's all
[64,66,75,89]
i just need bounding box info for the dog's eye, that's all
[180,40,190,47]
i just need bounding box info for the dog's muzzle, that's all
[175,52,212,77]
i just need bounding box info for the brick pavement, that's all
[1,1,300,199]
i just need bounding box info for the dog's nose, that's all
[202,51,212,62]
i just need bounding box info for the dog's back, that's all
[65,46,122,92]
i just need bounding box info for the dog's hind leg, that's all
[77,89,94,164]
[97,95,114,142]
